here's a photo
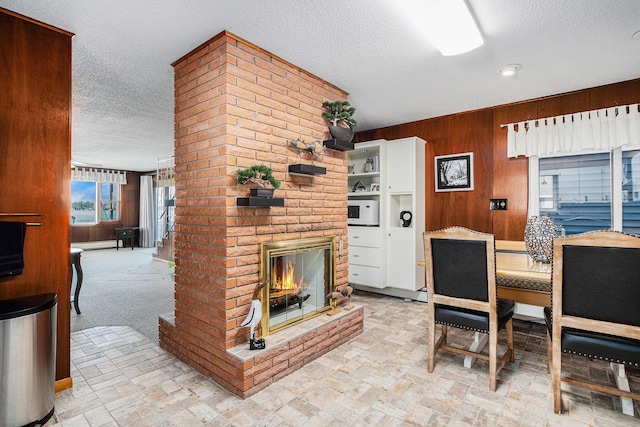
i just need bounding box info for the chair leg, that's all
[552,337,562,413]
[428,316,436,373]
[546,330,551,374]
[506,318,514,363]
[489,326,498,392]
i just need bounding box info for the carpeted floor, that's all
[70,246,174,344]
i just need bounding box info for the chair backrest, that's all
[553,231,640,329]
[424,227,496,306]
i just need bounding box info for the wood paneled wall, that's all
[0,8,73,381]
[70,171,142,242]
[356,78,640,241]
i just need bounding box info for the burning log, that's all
[270,290,310,310]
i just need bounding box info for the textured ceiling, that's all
[2,0,640,172]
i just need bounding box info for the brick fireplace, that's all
[159,31,363,398]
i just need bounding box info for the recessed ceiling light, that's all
[498,64,522,77]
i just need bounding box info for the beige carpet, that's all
[70,246,174,344]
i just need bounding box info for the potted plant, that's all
[322,101,357,142]
[236,164,280,197]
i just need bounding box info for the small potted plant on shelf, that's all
[236,164,280,197]
[322,100,357,142]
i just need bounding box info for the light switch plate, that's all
[490,199,508,210]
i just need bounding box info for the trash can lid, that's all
[0,293,57,320]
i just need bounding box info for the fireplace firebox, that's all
[260,236,336,335]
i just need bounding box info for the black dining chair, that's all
[424,226,515,391]
[545,230,640,414]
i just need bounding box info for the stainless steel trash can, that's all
[0,293,57,427]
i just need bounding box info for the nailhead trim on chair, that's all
[561,349,639,367]
[436,320,488,334]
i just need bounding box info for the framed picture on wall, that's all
[434,152,474,192]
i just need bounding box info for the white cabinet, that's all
[386,227,414,287]
[387,139,415,193]
[347,137,426,292]
[348,226,383,288]
[385,137,426,291]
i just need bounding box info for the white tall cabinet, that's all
[347,137,426,293]
[385,137,426,291]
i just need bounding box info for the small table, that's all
[70,248,83,314]
[115,227,139,250]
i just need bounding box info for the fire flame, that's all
[271,261,307,290]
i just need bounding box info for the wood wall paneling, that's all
[0,8,72,381]
[492,102,536,240]
[536,90,590,120]
[588,80,640,112]
[356,78,640,241]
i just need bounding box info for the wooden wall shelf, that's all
[323,138,354,151]
[288,164,327,175]
[236,197,285,207]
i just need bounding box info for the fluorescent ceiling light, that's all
[399,0,484,56]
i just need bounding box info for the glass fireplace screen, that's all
[260,236,335,335]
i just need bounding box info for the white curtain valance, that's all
[506,103,640,158]
[71,168,127,184]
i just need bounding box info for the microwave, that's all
[347,200,379,226]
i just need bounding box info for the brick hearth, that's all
[159,30,361,398]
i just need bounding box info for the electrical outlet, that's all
[490,199,508,210]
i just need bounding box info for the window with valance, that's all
[70,168,127,225]
[504,104,640,235]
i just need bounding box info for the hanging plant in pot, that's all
[322,101,357,142]
[236,164,281,198]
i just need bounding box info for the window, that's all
[622,149,640,235]
[536,148,640,235]
[539,153,611,235]
[100,182,119,221]
[71,181,120,224]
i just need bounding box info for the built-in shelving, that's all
[348,191,380,197]
[348,140,384,289]
[347,137,426,294]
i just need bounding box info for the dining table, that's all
[496,250,552,307]
[419,240,553,307]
